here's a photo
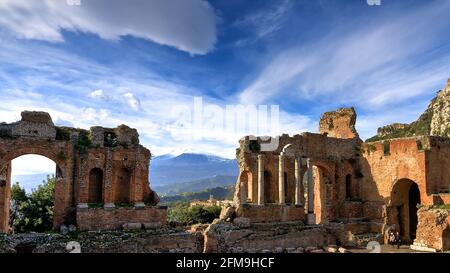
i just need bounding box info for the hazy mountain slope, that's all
[153,175,237,195]
[150,153,238,186]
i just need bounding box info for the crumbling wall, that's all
[0,111,165,233]
[203,220,335,253]
[319,107,358,139]
[413,206,450,251]
[76,206,167,231]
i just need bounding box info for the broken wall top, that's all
[319,107,359,139]
[0,111,143,150]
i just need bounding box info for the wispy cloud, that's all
[239,1,450,111]
[233,0,292,46]
[0,0,218,55]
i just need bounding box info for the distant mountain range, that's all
[153,175,237,196]
[160,185,235,204]
[150,153,238,187]
[11,153,239,196]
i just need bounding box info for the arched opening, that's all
[88,168,103,204]
[239,171,253,203]
[264,171,274,203]
[390,179,421,242]
[303,164,333,224]
[345,174,352,199]
[7,155,57,233]
[115,168,131,205]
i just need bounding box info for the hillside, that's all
[160,185,234,204]
[367,79,450,142]
[153,175,237,196]
[150,153,238,186]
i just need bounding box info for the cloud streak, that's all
[239,1,450,111]
[0,0,218,55]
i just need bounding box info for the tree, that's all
[9,175,55,233]
[167,202,221,226]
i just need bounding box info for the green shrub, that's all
[9,176,55,233]
[167,202,221,226]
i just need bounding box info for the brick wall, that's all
[76,206,167,231]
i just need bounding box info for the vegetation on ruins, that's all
[167,202,221,226]
[249,140,261,153]
[366,95,436,142]
[9,175,55,233]
[160,186,234,203]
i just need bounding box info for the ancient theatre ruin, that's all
[0,111,166,232]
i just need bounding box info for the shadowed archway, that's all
[390,178,421,242]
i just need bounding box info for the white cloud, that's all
[234,0,292,45]
[11,155,56,176]
[88,89,110,101]
[0,0,218,55]
[123,92,142,111]
[238,1,450,107]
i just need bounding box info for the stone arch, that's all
[239,170,253,203]
[0,151,67,233]
[88,168,103,204]
[115,167,131,204]
[390,178,421,243]
[303,161,334,224]
[0,147,67,179]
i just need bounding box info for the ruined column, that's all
[294,156,302,206]
[0,162,11,233]
[257,154,265,205]
[278,154,285,204]
[306,158,316,225]
[103,150,115,209]
[240,177,247,205]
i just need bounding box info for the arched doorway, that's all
[115,168,131,204]
[239,171,253,203]
[6,155,57,233]
[303,164,333,224]
[88,168,103,204]
[390,179,421,242]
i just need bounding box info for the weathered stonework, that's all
[232,80,450,251]
[76,206,167,231]
[319,107,359,139]
[0,111,165,232]
[412,206,449,251]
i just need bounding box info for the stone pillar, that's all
[278,154,285,204]
[257,154,265,205]
[240,177,247,205]
[306,158,316,225]
[0,162,11,233]
[294,156,302,206]
[103,150,115,209]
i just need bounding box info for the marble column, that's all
[294,156,302,206]
[278,154,285,205]
[257,154,265,205]
[306,158,316,224]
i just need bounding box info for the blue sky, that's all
[1,0,450,163]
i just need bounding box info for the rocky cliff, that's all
[367,78,450,142]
